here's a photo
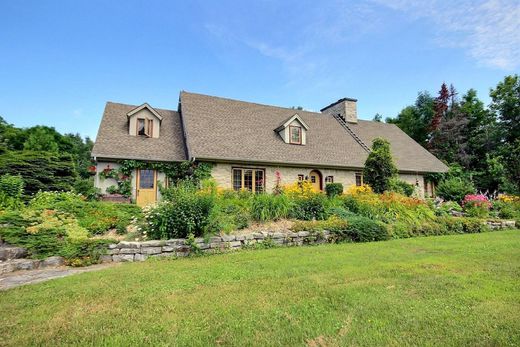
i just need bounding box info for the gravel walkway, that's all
[0,263,118,291]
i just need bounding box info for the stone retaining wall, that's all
[102,231,332,263]
[103,220,517,263]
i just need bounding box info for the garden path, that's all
[0,263,118,291]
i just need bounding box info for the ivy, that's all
[98,160,212,197]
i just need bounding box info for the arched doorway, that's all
[309,170,322,191]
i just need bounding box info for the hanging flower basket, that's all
[87,165,97,175]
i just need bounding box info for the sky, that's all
[1,0,519,139]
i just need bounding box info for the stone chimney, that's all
[320,97,357,123]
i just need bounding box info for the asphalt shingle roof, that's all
[180,91,448,173]
[92,93,448,173]
[92,102,186,162]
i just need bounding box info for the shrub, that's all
[28,191,142,234]
[0,151,77,196]
[291,193,329,220]
[436,177,475,203]
[250,193,291,222]
[144,188,215,239]
[434,201,462,216]
[291,216,348,233]
[282,180,315,197]
[388,177,414,197]
[73,177,101,201]
[325,183,344,197]
[363,138,398,193]
[336,216,389,242]
[0,174,24,209]
[462,194,491,218]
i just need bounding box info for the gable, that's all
[127,104,162,138]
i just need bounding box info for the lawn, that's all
[1,231,519,346]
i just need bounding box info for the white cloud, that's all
[374,0,520,69]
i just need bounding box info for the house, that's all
[92,91,448,206]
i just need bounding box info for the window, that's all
[325,176,334,183]
[289,126,302,144]
[139,169,155,189]
[298,174,305,181]
[355,172,363,186]
[137,118,153,137]
[232,168,265,193]
[310,175,316,183]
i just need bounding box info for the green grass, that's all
[1,231,520,346]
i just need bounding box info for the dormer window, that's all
[274,113,309,145]
[127,103,162,138]
[290,126,302,144]
[137,118,153,137]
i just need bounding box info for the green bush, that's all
[339,216,389,242]
[363,138,398,193]
[144,188,215,239]
[291,194,329,221]
[435,201,462,216]
[325,183,343,197]
[0,151,77,197]
[250,194,291,222]
[29,191,141,234]
[0,174,24,209]
[291,217,348,233]
[436,177,475,202]
[73,177,101,201]
[388,177,414,197]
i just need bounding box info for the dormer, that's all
[274,114,309,145]
[127,103,162,138]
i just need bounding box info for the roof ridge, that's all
[181,90,324,116]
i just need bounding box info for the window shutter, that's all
[147,119,153,137]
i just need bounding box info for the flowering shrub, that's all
[497,194,520,203]
[345,184,372,195]
[282,180,315,198]
[462,194,491,218]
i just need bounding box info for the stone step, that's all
[0,256,65,275]
[0,246,28,260]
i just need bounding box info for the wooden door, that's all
[136,169,157,206]
[309,170,322,192]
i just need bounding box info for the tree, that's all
[373,113,383,122]
[490,74,520,143]
[363,138,397,193]
[23,126,59,152]
[386,91,434,146]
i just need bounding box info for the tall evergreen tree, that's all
[363,138,397,194]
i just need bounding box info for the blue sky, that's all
[1,0,519,139]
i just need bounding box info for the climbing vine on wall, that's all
[99,160,213,197]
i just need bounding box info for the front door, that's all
[136,169,157,206]
[309,170,322,192]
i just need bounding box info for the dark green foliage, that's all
[363,138,397,193]
[0,151,76,197]
[0,174,24,209]
[291,194,329,221]
[386,92,434,146]
[250,194,291,222]
[145,187,215,239]
[326,215,389,242]
[436,177,475,203]
[490,74,520,143]
[73,177,101,201]
[325,183,343,197]
[388,178,414,197]
[386,76,520,194]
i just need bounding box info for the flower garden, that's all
[1,164,519,267]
